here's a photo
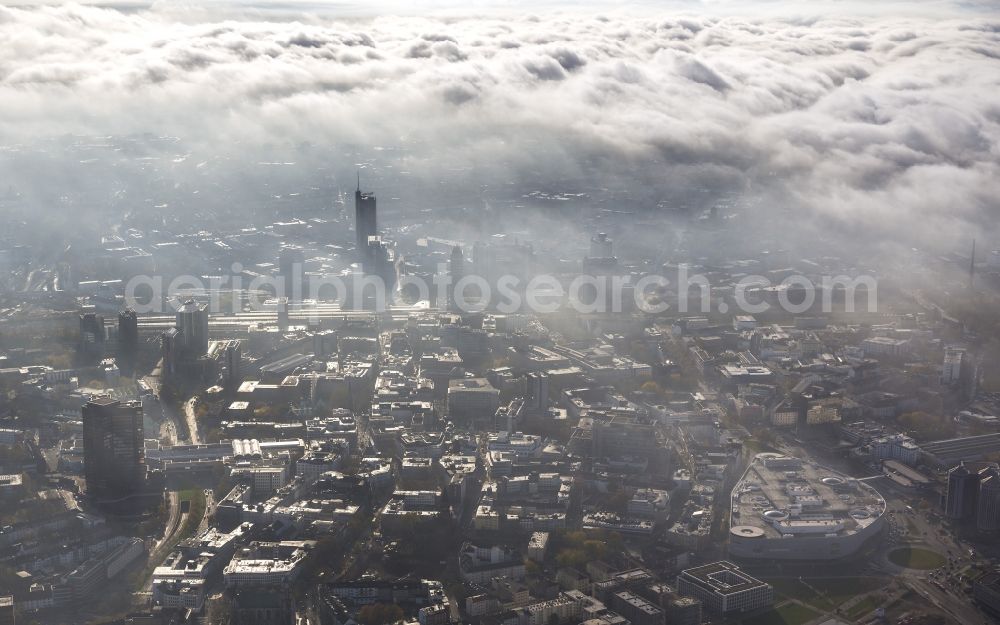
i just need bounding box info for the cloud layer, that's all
[1,3,998,252]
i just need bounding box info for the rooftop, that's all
[730,453,885,539]
[680,561,768,596]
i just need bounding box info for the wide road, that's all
[871,482,993,625]
[139,370,203,596]
[183,397,202,445]
[198,490,214,534]
[905,576,990,625]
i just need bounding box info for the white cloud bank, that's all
[0,2,998,249]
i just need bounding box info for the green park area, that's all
[767,576,890,613]
[845,595,880,620]
[742,602,822,625]
[888,547,946,570]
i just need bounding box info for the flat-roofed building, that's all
[676,561,772,615]
[728,453,886,561]
[519,593,584,625]
[223,541,311,588]
[861,336,909,358]
[666,596,701,625]
[923,433,1000,468]
[610,590,663,625]
[527,531,549,562]
[871,434,920,465]
[448,378,500,419]
[592,415,658,460]
[459,542,526,584]
[466,593,500,617]
[381,490,441,535]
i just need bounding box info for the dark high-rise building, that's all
[79,311,106,358]
[82,398,145,502]
[525,372,549,413]
[364,236,395,284]
[278,247,305,300]
[224,340,242,389]
[590,232,614,258]
[117,308,139,371]
[0,596,13,625]
[449,246,464,312]
[161,327,179,377]
[175,299,209,360]
[355,175,377,261]
[977,465,1000,531]
[583,232,619,275]
[945,461,981,520]
[277,296,290,330]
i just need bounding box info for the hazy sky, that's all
[1,0,998,252]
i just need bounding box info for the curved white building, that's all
[728,453,886,560]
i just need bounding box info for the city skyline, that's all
[0,2,998,256]
[0,1,999,624]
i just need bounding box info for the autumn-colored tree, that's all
[897,411,955,442]
[358,603,404,625]
[640,380,665,396]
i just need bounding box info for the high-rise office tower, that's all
[79,311,106,358]
[941,346,965,386]
[977,465,1000,531]
[355,175,377,261]
[161,327,179,377]
[175,299,209,359]
[117,307,138,371]
[224,340,242,389]
[278,247,306,300]
[945,462,981,520]
[583,232,619,275]
[471,237,534,310]
[363,235,395,289]
[525,372,549,414]
[449,246,464,312]
[0,596,13,625]
[589,232,614,259]
[472,238,534,284]
[82,398,145,502]
[276,296,290,330]
[580,232,622,311]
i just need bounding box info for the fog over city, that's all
[4,4,1000,624]
[2,0,998,258]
